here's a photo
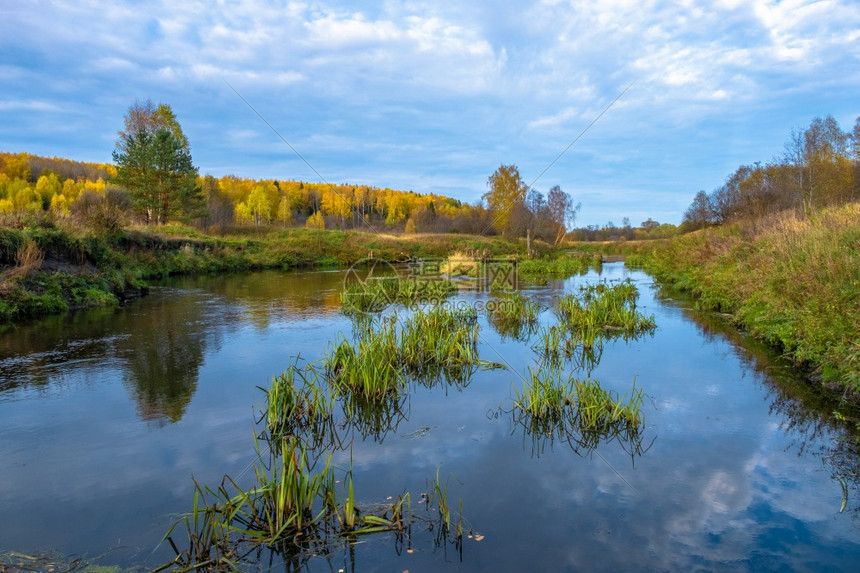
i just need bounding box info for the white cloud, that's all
[0,99,63,112]
[1,0,858,225]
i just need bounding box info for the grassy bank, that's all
[621,204,860,395]
[0,224,542,322]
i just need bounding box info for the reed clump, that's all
[512,365,645,437]
[340,277,457,314]
[326,316,404,400]
[264,360,340,449]
[554,279,656,337]
[518,253,599,284]
[329,305,489,400]
[164,380,465,571]
[486,291,542,340]
[532,325,605,374]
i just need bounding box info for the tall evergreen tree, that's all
[112,101,203,224]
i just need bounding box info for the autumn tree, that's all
[852,116,860,201]
[484,164,529,237]
[683,190,714,230]
[546,185,580,246]
[113,101,204,224]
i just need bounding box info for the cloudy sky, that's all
[1,0,858,226]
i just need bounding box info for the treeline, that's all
[682,114,860,228]
[0,152,115,217]
[199,175,492,234]
[571,218,680,242]
[0,150,495,234]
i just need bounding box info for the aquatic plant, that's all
[330,306,491,399]
[264,359,337,448]
[486,291,542,341]
[518,253,598,285]
[325,316,404,401]
[554,279,656,337]
[424,467,464,539]
[400,305,480,373]
[162,432,464,572]
[533,324,605,373]
[512,365,576,423]
[340,276,458,314]
[511,365,646,453]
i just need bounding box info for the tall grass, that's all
[164,381,464,571]
[340,277,458,314]
[329,306,489,398]
[511,365,646,456]
[486,291,542,341]
[264,360,339,450]
[399,305,480,373]
[554,279,656,338]
[518,253,599,285]
[533,325,605,373]
[162,435,341,570]
[326,316,404,401]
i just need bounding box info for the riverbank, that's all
[0,224,544,322]
[618,203,860,397]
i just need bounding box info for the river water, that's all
[1,263,858,572]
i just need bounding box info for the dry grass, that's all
[1,239,43,289]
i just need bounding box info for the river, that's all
[1,262,858,571]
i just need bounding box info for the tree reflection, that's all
[118,292,222,423]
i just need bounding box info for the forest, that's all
[0,100,647,244]
[682,114,860,228]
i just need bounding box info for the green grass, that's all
[554,280,656,340]
[486,291,542,341]
[340,276,458,314]
[329,305,489,396]
[533,325,605,373]
[518,253,601,285]
[511,365,647,456]
[326,316,405,401]
[264,360,339,449]
[164,380,463,571]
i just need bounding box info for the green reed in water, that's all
[264,359,338,447]
[512,364,645,435]
[554,279,656,335]
[340,277,457,314]
[326,316,405,401]
[162,433,464,571]
[486,291,542,341]
[328,305,491,401]
[518,253,599,285]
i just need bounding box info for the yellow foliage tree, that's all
[50,194,70,216]
[306,211,325,230]
[247,185,272,225]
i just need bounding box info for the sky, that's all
[1,0,858,227]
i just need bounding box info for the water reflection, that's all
[3,265,860,571]
[0,270,348,423]
[653,282,860,514]
[509,407,654,461]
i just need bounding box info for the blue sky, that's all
[1,0,858,227]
